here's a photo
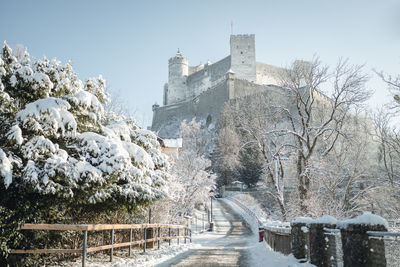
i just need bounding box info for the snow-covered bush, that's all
[0,42,169,263]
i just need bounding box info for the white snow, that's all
[17,97,77,138]
[162,138,182,148]
[312,215,337,225]
[66,90,104,122]
[291,216,336,226]
[122,141,155,169]
[65,243,194,267]
[291,217,314,225]
[0,148,13,188]
[6,125,23,145]
[337,211,388,229]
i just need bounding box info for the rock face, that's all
[151,34,291,138]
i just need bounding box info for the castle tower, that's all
[230,34,256,82]
[166,50,188,105]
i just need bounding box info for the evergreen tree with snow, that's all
[0,42,170,264]
[237,145,263,188]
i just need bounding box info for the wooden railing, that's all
[264,225,291,255]
[11,223,191,267]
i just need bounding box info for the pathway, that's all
[156,199,252,266]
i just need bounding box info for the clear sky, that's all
[1,0,399,127]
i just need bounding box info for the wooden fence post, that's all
[82,230,87,267]
[110,229,114,262]
[143,227,147,253]
[129,228,133,256]
[177,228,180,245]
[158,227,161,249]
[168,228,171,246]
[146,227,154,248]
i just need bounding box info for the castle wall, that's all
[188,64,204,75]
[152,98,195,138]
[186,56,231,98]
[194,77,230,123]
[256,62,284,85]
[231,78,277,99]
[152,78,230,138]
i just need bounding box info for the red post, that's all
[259,227,265,242]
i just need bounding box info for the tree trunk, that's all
[297,153,310,213]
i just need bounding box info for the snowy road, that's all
[156,199,252,266]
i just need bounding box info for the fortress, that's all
[151,34,298,138]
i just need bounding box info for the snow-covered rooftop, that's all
[163,138,182,148]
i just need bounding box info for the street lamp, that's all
[209,189,214,231]
[210,195,213,221]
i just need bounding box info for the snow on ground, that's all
[222,197,315,267]
[64,242,198,267]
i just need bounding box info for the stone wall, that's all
[152,79,230,138]
[256,62,285,85]
[186,56,231,99]
[231,78,285,100]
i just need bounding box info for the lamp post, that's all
[209,190,214,231]
[210,195,213,222]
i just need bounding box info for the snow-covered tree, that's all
[364,70,400,219]
[285,110,377,220]
[212,124,241,187]
[152,119,215,224]
[0,42,170,262]
[217,58,371,219]
[218,94,291,220]
[237,144,263,188]
[277,58,371,213]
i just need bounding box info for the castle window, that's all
[206,115,212,127]
[242,61,244,64]
[240,51,243,54]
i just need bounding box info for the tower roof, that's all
[176,48,182,58]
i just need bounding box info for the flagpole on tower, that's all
[231,21,233,35]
